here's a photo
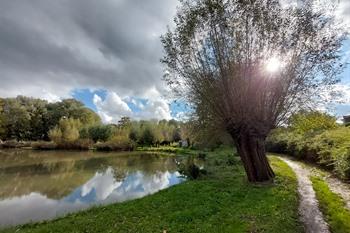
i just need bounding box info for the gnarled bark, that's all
[233,132,275,182]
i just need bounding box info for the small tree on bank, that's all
[162,0,346,182]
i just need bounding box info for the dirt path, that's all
[279,157,329,233]
[324,175,350,210]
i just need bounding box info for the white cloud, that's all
[135,99,172,120]
[93,91,172,123]
[338,0,350,31]
[173,111,189,121]
[0,0,178,101]
[81,167,122,200]
[93,92,132,123]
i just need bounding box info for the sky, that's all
[0,0,349,123]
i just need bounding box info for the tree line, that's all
[0,96,101,141]
[0,96,191,150]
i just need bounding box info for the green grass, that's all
[311,176,350,233]
[0,149,303,233]
[136,146,197,155]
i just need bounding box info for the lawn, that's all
[0,148,303,233]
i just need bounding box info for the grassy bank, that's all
[311,176,350,233]
[0,149,302,233]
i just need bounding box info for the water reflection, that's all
[0,150,185,227]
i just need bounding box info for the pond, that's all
[0,149,185,228]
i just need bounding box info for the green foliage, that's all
[139,125,156,146]
[49,118,81,143]
[289,111,337,135]
[127,120,184,146]
[267,111,350,180]
[311,176,350,233]
[0,96,193,150]
[0,96,101,141]
[95,136,135,151]
[310,128,350,178]
[48,127,63,143]
[86,125,113,142]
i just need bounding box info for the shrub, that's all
[31,141,57,150]
[139,126,156,146]
[333,149,350,180]
[48,127,62,143]
[268,125,350,180]
[49,118,81,143]
[56,139,93,150]
[87,125,113,142]
[227,155,237,166]
[95,136,135,151]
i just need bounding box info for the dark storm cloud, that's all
[0,0,178,100]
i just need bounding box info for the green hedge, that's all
[267,127,350,180]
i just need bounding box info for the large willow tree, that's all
[161,0,346,182]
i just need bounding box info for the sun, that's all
[265,56,282,73]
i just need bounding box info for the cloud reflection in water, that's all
[0,167,184,227]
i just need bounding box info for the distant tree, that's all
[27,98,49,140]
[87,125,113,142]
[162,0,346,182]
[49,126,63,143]
[289,111,338,135]
[0,96,100,141]
[129,128,139,142]
[49,118,81,143]
[140,126,156,146]
[118,117,132,128]
[46,99,100,130]
[172,127,182,142]
[2,98,31,140]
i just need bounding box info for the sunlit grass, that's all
[311,176,350,233]
[0,149,302,233]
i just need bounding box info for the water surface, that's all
[0,149,184,227]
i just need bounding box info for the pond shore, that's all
[0,148,303,233]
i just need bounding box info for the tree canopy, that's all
[162,0,346,182]
[0,96,101,141]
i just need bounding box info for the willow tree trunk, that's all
[233,132,275,182]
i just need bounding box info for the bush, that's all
[267,125,350,180]
[95,136,135,151]
[227,155,237,166]
[139,126,156,146]
[87,125,113,142]
[31,141,57,150]
[49,118,81,143]
[334,151,350,180]
[56,139,93,150]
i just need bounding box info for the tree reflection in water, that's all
[0,150,185,227]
